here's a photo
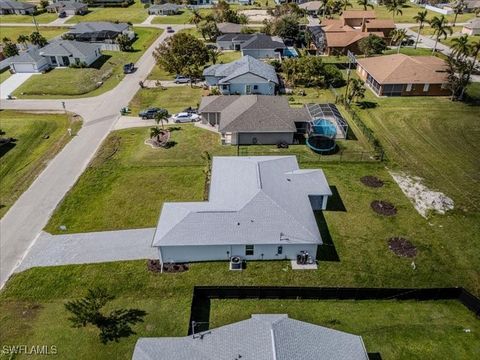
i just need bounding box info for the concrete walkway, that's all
[113,115,155,130]
[0,73,37,99]
[16,228,157,272]
[47,15,74,26]
[141,15,156,26]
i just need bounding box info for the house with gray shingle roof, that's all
[0,0,36,15]
[152,156,332,264]
[199,95,311,145]
[46,1,88,16]
[216,33,286,59]
[203,55,279,95]
[133,314,368,360]
[147,3,183,15]
[9,40,102,73]
[68,22,133,43]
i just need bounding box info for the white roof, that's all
[152,156,332,247]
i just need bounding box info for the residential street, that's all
[0,25,188,288]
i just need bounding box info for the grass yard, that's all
[0,69,11,84]
[129,86,205,114]
[0,26,66,41]
[210,299,480,359]
[0,12,57,24]
[151,9,213,25]
[67,1,148,24]
[0,111,81,218]
[411,26,463,37]
[147,51,242,81]
[384,47,444,57]
[13,27,161,98]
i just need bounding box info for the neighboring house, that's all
[198,96,347,145]
[46,1,88,16]
[464,0,480,11]
[462,18,480,36]
[133,314,369,360]
[307,10,394,55]
[203,55,279,95]
[148,3,183,15]
[68,22,133,43]
[152,156,332,264]
[0,0,36,15]
[217,22,243,34]
[356,54,450,97]
[9,40,102,73]
[216,33,286,59]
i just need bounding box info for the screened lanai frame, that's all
[306,103,348,139]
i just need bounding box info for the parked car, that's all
[58,11,67,18]
[174,75,190,84]
[139,108,162,119]
[166,26,174,33]
[171,112,200,123]
[123,63,135,74]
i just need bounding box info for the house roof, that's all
[299,1,322,11]
[357,54,448,84]
[464,18,480,30]
[149,3,183,11]
[46,1,87,11]
[364,19,395,29]
[325,31,382,47]
[199,95,308,133]
[342,10,376,19]
[133,314,369,360]
[242,34,286,50]
[0,0,35,10]
[152,156,332,247]
[69,21,129,34]
[9,46,43,64]
[216,33,254,42]
[203,55,279,85]
[217,22,243,34]
[321,19,356,33]
[39,40,101,58]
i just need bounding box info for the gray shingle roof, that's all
[242,34,286,50]
[203,55,279,85]
[0,0,35,10]
[46,1,87,11]
[69,21,129,35]
[199,95,310,133]
[133,314,369,360]
[216,33,255,42]
[39,40,101,58]
[9,46,43,64]
[217,22,243,34]
[465,18,480,29]
[152,156,331,247]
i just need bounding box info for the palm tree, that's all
[154,109,169,130]
[386,0,404,19]
[340,0,353,11]
[391,28,409,53]
[452,0,465,27]
[356,0,373,11]
[318,0,329,18]
[430,15,453,54]
[189,9,203,27]
[29,31,47,47]
[208,48,222,65]
[413,10,428,49]
[150,127,162,142]
[347,78,366,104]
[450,35,470,59]
[17,34,29,50]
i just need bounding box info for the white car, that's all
[171,112,200,123]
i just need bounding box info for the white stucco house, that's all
[152,156,332,265]
[9,40,102,73]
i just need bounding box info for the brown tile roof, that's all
[342,10,376,19]
[365,19,395,29]
[322,19,356,33]
[325,32,383,47]
[356,54,448,84]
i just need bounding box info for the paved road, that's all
[0,25,188,288]
[16,229,157,271]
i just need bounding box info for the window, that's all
[277,246,283,255]
[74,58,80,64]
[222,85,228,90]
[253,85,258,90]
[245,245,254,256]
[406,84,412,92]
[423,83,430,92]
[50,56,57,65]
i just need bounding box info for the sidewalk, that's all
[0,73,37,99]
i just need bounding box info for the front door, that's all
[245,85,252,95]
[62,56,70,66]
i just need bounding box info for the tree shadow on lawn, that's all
[356,101,378,110]
[0,140,16,159]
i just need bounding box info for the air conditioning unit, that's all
[229,256,243,271]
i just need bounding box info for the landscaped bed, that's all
[13,27,162,98]
[0,111,81,218]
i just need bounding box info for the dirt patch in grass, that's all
[360,175,384,188]
[371,200,397,216]
[388,237,417,258]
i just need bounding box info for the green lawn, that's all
[147,51,242,81]
[0,26,66,41]
[0,69,11,84]
[384,47,444,57]
[0,111,81,218]
[411,26,463,37]
[13,27,161,98]
[211,299,480,359]
[0,12,57,24]
[151,9,213,25]
[67,1,148,24]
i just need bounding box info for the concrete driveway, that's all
[0,73,36,99]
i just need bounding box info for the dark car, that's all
[166,26,174,33]
[123,63,135,74]
[139,108,161,119]
[58,11,67,18]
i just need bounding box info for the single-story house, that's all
[216,33,286,59]
[364,19,395,38]
[148,3,183,16]
[68,22,133,43]
[152,156,332,264]
[324,31,383,56]
[342,10,376,28]
[217,22,243,34]
[9,40,102,73]
[133,314,369,360]
[356,54,450,97]
[203,55,279,95]
[46,1,88,16]
[462,18,480,36]
[0,0,36,15]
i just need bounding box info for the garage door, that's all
[12,63,36,73]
